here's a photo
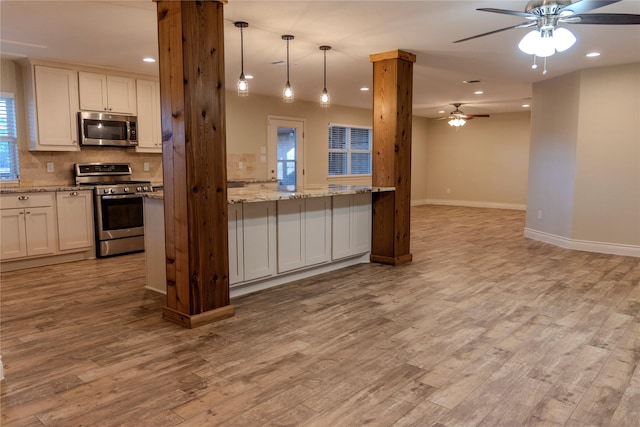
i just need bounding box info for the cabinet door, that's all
[0,209,27,260]
[228,203,244,285]
[352,193,372,255]
[78,71,108,111]
[56,191,94,251]
[34,66,79,149]
[243,201,276,281]
[305,197,331,266]
[332,195,353,260]
[277,199,305,273]
[135,80,161,153]
[107,75,136,114]
[25,206,56,256]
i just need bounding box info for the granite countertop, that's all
[0,185,91,194]
[144,184,395,204]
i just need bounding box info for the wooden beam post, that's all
[156,0,233,328]
[369,49,416,266]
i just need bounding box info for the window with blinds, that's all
[328,124,372,176]
[0,93,19,181]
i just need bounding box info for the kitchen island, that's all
[143,184,394,298]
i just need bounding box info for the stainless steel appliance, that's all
[75,163,153,257]
[78,111,138,147]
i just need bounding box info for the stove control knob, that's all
[110,188,116,194]
[124,187,130,193]
[103,189,110,194]
[143,186,149,192]
[136,186,143,192]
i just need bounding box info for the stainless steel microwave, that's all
[78,111,138,147]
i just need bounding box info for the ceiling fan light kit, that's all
[454,0,640,72]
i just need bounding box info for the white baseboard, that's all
[417,198,526,211]
[524,228,640,257]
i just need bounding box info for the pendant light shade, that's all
[282,35,294,103]
[448,118,466,127]
[234,21,249,97]
[319,45,331,107]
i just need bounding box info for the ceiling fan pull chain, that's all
[531,55,538,69]
[543,56,548,75]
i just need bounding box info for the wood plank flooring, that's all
[1,205,639,426]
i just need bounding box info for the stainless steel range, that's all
[75,163,154,258]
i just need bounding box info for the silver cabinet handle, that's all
[70,191,79,196]
[18,195,29,201]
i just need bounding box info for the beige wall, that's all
[423,112,531,208]
[526,63,640,248]
[572,63,640,245]
[525,72,580,237]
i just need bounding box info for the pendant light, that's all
[319,45,331,107]
[234,21,249,97]
[282,35,294,103]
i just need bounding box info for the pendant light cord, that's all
[286,38,290,85]
[323,49,327,91]
[240,27,244,77]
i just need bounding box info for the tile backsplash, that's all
[12,146,163,187]
[7,146,258,188]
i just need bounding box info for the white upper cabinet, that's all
[135,79,161,153]
[23,65,80,151]
[78,72,136,115]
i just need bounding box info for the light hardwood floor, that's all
[1,205,639,426]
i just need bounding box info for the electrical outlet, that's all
[46,162,54,173]
[260,155,266,163]
[143,162,150,172]
[260,146,267,154]
[239,161,244,169]
[537,210,543,220]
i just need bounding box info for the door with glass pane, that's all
[268,117,305,187]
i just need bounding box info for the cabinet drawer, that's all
[1,192,55,209]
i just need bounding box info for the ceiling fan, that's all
[440,103,490,127]
[454,0,640,59]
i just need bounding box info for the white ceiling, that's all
[1,0,639,118]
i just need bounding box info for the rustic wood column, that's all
[156,0,233,328]
[369,49,416,266]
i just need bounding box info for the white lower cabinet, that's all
[277,197,331,274]
[241,201,277,282]
[56,190,94,251]
[332,193,372,260]
[228,203,244,285]
[0,193,57,260]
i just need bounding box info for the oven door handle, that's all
[101,194,143,200]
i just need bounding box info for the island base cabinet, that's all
[332,193,372,260]
[228,203,244,285]
[242,202,277,282]
[277,197,332,274]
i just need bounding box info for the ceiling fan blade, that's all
[453,21,535,43]
[569,13,640,24]
[477,8,538,19]
[467,114,491,118]
[558,0,622,16]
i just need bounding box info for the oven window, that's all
[84,120,127,141]
[100,197,143,230]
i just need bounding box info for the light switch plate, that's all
[143,162,150,172]
[46,162,54,173]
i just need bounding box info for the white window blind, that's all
[0,93,19,181]
[328,124,371,176]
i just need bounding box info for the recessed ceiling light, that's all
[360,87,370,92]
[522,104,530,108]
[438,110,446,114]
[142,57,156,63]
[586,52,601,57]
[245,74,254,79]
[474,90,484,95]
